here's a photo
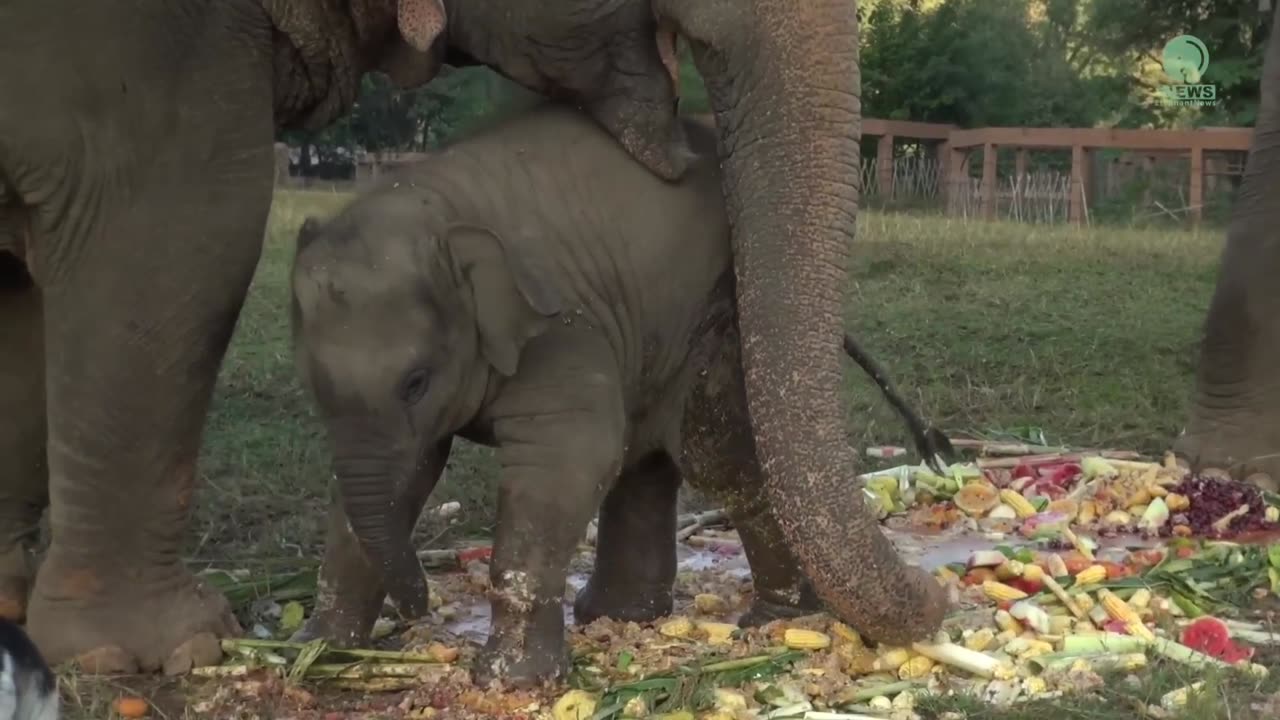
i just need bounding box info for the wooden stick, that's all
[676,509,730,541]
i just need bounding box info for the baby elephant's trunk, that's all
[332,456,432,620]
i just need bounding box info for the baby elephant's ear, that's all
[444,224,564,376]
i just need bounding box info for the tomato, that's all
[1130,548,1166,568]
[1010,578,1044,595]
[1176,546,1197,559]
[458,546,494,565]
[1099,561,1133,580]
[996,600,1014,612]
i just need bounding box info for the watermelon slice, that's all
[1219,642,1255,664]
[1180,617,1233,658]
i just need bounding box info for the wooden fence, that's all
[861,119,1253,227]
[280,118,1255,228]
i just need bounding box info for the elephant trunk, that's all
[682,0,947,645]
[332,453,432,620]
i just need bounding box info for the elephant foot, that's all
[25,558,240,675]
[0,545,35,621]
[290,605,378,649]
[737,580,823,628]
[471,600,568,689]
[1172,427,1280,492]
[572,577,673,626]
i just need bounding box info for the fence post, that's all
[947,146,967,216]
[876,134,894,200]
[1070,144,1086,225]
[1189,144,1204,229]
[981,142,997,220]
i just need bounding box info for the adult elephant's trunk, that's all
[657,0,948,645]
[332,453,432,620]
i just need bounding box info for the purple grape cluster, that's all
[1163,474,1270,537]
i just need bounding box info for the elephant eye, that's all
[398,368,431,406]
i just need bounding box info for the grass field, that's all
[150,188,1277,719]
[193,189,1222,563]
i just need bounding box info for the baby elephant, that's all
[290,103,948,685]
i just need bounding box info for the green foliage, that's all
[277,66,536,174]
[1087,0,1273,127]
[860,0,1129,128]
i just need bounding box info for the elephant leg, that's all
[680,323,822,627]
[474,331,623,688]
[1173,8,1280,493]
[0,254,47,622]
[21,116,274,675]
[293,438,453,647]
[573,451,680,626]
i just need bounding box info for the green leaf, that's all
[1270,567,1280,596]
[279,601,306,634]
[1268,545,1280,570]
[616,651,633,672]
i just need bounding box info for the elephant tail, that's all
[841,332,955,472]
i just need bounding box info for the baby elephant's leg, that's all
[573,452,680,625]
[293,438,452,647]
[476,331,625,688]
[681,330,823,627]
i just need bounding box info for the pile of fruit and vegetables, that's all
[180,447,1280,720]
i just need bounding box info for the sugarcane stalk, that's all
[676,509,730,541]
[844,680,920,702]
[684,536,742,551]
[221,638,441,664]
[304,663,432,679]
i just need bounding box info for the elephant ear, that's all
[397,0,447,53]
[444,223,563,376]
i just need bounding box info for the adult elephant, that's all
[1173,8,1280,491]
[0,0,945,674]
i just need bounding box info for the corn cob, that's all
[1165,493,1190,512]
[1000,489,1038,519]
[1073,592,1096,614]
[1128,588,1152,610]
[829,621,863,647]
[1267,506,1280,523]
[996,560,1024,581]
[698,622,738,645]
[873,648,912,671]
[898,655,936,680]
[1074,565,1107,586]
[1076,500,1098,525]
[1022,564,1045,583]
[994,609,1023,633]
[659,617,694,639]
[553,690,598,720]
[1098,589,1155,640]
[964,628,996,652]
[1023,676,1049,696]
[984,580,1029,602]
[1062,527,1095,560]
[783,628,831,650]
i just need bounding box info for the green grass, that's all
[196,191,1225,563]
[174,188,1263,719]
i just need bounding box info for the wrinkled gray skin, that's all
[0,0,943,673]
[290,104,948,685]
[1173,8,1280,492]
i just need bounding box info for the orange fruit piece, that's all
[113,696,150,718]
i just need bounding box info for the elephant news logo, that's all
[1157,34,1219,107]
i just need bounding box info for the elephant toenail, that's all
[162,632,223,676]
[73,645,139,675]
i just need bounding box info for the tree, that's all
[1086,0,1273,127]
[859,0,1128,129]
